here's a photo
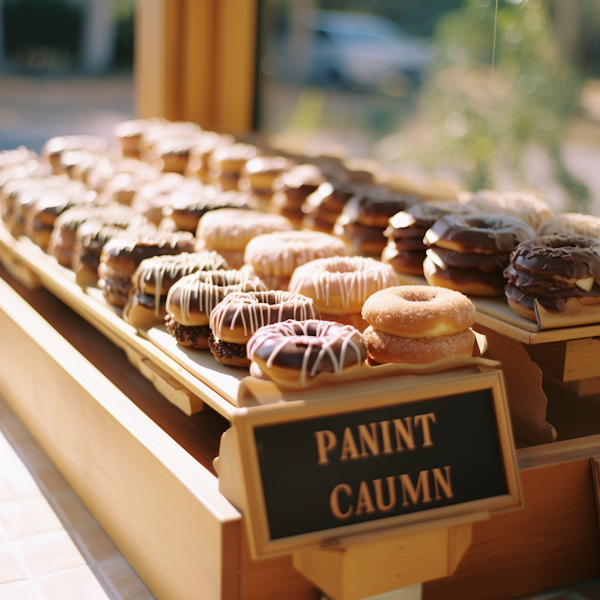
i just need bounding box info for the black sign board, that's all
[232,370,521,558]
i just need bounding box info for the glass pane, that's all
[256,0,600,213]
[0,0,135,153]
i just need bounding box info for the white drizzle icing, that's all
[209,291,318,342]
[167,270,267,325]
[289,256,399,309]
[247,319,365,386]
[244,230,347,277]
[134,252,229,316]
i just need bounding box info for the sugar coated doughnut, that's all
[536,213,600,239]
[289,256,399,315]
[247,319,366,386]
[363,326,476,365]
[362,286,476,338]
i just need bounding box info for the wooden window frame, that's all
[135,0,257,135]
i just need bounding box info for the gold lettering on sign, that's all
[379,420,394,454]
[373,477,397,512]
[432,466,453,500]
[400,471,433,507]
[314,430,337,465]
[340,427,360,461]
[393,417,415,451]
[414,413,436,447]
[355,481,376,515]
[330,484,353,519]
[358,423,379,458]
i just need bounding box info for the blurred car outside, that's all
[263,10,433,95]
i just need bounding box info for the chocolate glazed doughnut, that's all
[247,319,366,386]
[424,214,536,297]
[208,290,319,367]
[503,236,600,320]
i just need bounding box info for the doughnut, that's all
[208,290,319,367]
[243,230,348,290]
[289,256,399,317]
[362,286,476,338]
[247,319,367,386]
[536,213,600,239]
[166,269,266,325]
[271,164,326,226]
[185,132,236,182]
[49,203,150,267]
[196,208,293,268]
[424,214,536,255]
[363,326,476,365]
[360,285,476,364]
[98,232,195,307]
[208,143,259,191]
[423,256,507,297]
[112,118,167,158]
[504,236,600,319]
[170,188,250,233]
[468,190,553,231]
[239,156,295,192]
[41,135,108,173]
[334,189,419,255]
[423,214,535,297]
[123,251,230,328]
[381,244,426,275]
[166,269,266,350]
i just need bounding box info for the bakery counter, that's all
[2,262,600,600]
[0,264,317,600]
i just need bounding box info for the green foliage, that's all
[422,0,590,210]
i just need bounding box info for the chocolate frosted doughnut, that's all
[509,236,600,282]
[98,232,195,306]
[504,236,600,320]
[424,214,536,255]
[209,290,319,366]
[247,319,366,386]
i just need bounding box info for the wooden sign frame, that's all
[231,369,521,559]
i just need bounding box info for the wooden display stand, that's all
[2,231,600,600]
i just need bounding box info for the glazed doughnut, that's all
[468,190,553,231]
[166,270,267,327]
[536,213,600,239]
[98,231,195,306]
[504,236,600,319]
[196,208,293,268]
[424,214,536,255]
[363,326,476,365]
[289,256,399,316]
[333,189,419,255]
[247,319,366,386]
[362,286,476,338]
[208,143,259,191]
[243,230,348,290]
[184,132,236,182]
[423,256,507,297]
[123,251,230,327]
[208,290,319,367]
[423,214,535,297]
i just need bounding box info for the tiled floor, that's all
[0,395,155,600]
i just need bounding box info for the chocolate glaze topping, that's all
[424,214,536,254]
[509,236,600,281]
[428,247,510,272]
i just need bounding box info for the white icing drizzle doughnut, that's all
[243,230,347,278]
[247,319,366,386]
[166,269,267,326]
[289,256,399,315]
[133,251,229,316]
[209,291,319,344]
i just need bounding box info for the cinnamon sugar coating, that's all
[363,326,475,365]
